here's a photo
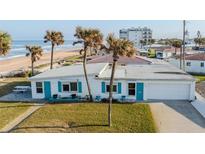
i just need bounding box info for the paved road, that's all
[149,101,205,133]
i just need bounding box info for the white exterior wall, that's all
[169,59,205,74]
[128,31,136,44]
[31,77,195,101]
[97,80,137,101]
[31,76,92,99]
[136,31,143,47]
[31,81,45,99]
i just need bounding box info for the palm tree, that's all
[150,39,155,44]
[0,32,11,56]
[149,39,155,48]
[103,34,135,127]
[44,31,64,69]
[171,39,182,55]
[194,37,205,48]
[26,46,43,76]
[73,27,103,101]
[197,30,201,39]
[140,40,146,48]
[171,39,182,69]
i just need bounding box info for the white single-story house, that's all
[168,53,205,75]
[29,61,196,102]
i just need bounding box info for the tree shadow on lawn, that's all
[0,104,40,109]
[13,123,109,131]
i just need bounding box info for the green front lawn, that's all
[0,102,32,129]
[13,103,156,133]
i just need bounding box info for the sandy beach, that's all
[0,48,81,74]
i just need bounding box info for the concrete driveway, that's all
[149,100,205,133]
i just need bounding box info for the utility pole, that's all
[182,20,186,71]
[180,47,182,69]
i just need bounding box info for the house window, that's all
[62,83,69,92]
[128,83,135,96]
[70,82,78,92]
[36,82,43,93]
[106,85,117,93]
[201,62,204,67]
[186,62,191,66]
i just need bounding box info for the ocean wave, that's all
[11,48,27,51]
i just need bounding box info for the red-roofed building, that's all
[87,54,151,65]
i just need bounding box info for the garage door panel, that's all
[147,83,190,100]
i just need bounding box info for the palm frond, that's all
[25,45,43,62]
[0,31,12,56]
[73,40,84,46]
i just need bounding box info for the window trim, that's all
[70,82,78,92]
[62,82,70,92]
[61,81,78,93]
[106,84,117,93]
[128,83,135,96]
[36,82,43,94]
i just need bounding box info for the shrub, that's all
[101,98,119,103]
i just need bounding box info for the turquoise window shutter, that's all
[101,82,105,93]
[58,81,62,92]
[78,81,82,93]
[118,82,122,94]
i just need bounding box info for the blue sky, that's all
[0,20,205,40]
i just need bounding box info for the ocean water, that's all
[0,40,81,61]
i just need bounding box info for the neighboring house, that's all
[29,60,195,101]
[87,54,151,65]
[168,53,205,75]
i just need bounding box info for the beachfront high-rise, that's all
[119,27,152,48]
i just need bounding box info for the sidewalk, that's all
[0,104,43,133]
[191,92,205,118]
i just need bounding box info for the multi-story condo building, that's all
[119,27,152,47]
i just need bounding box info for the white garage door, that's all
[147,83,190,100]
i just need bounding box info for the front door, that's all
[44,81,51,99]
[136,83,144,101]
